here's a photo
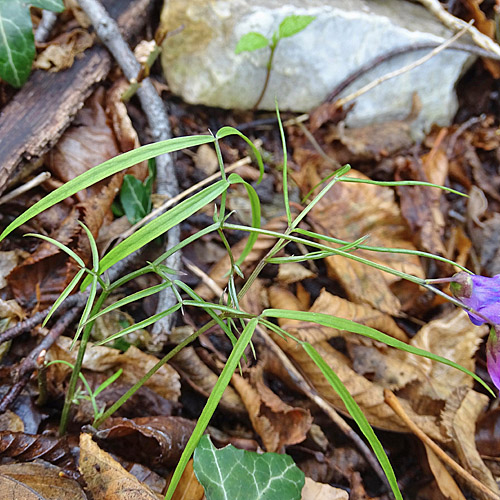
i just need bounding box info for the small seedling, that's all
[235,14,315,109]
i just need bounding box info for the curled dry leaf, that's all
[0,432,75,472]
[170,459,205,500]
[293,162,423,315]
[0,250,28,290]
[48,337,180,402]
[93,416,196,468]
[476,407,500,457]
[195,217,288,300]
[34,29,95,72]
[301,477,348,500]
[441,387,500,498]
[0,462,86,500]
[79,433,160,500]
[231,363,313,453]
[0,411,24,432]
[172,345,246,413]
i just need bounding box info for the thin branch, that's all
[416,0,500,57]
[76,0,180,338]
[0,172,51,206]
[384,389,500,500]
[335,22,473,108]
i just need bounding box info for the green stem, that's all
[93,319,216,428]
[253,42,277,110]
[59,291,107,435]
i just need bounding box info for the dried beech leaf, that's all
[0,462,86,500]
[288,288,409,344]
[302,477,349,500]
[48,337,180,401]
[0,474,44,499]
[79,433,160,500]
[423,444,466,500]
[277,262,316,284]
[408,310,488,400]
[0,250,27,290]
[232,364,312,452]
[94,416,196,468]
[0,410,24,432]
[293,164,423,314]
[441,388,499,498]
[194,217,288,300]
[172,346,245,413]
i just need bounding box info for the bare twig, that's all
[335,22,473,108]
[0,172,51,206]
[0,306,82,413]
[416,0,500,57]
[34,10,58,44]
[76,0,180,338]
[384,389,500,500]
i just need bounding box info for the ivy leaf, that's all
[235,32,269,54]
[193,435,305,500]
[278,15,315,39]
[0,0,64,88]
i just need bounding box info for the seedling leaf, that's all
[278,15,315,39]
[193,435,305,500]
[235,32,269,54]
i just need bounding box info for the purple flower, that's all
[447,272,500,326]
[487,326,500,391]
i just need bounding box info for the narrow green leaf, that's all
[24,233,85,268]
[235,32,269,54]
[81,180,229,289]
[95,303,183,345]
[216,127,264,182]
[0,135,214,242]
[302,342,402,500]
[164,318,258,500]
[94,369,123,397]
[227,174,261,267]
[278,15,315,39]
[261,309,495,397]
[193,435,304,500]
[42,268,85,327]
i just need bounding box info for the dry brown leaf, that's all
[424,444,467,500]
[408,309,488,400]
[194,143,219,175]
[232,364,312,452]
[299,288,409,343]
[476,407,500,457]
[34,29,94,72]
[301,477,348,500]
[0,250,28,289]
[293,163,423,314]
[171,459,205,500]
[172,345,246,413]
[0,474,45,499]
[195,217,288,300]
[79,433,160,500]
[0,410,24,432]
[48,338,180,401]
[0,462,86,500]
[277,262,316,284]
[94,416,196,468]
[441,388,499,498]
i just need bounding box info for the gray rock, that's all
[160,0,474,132]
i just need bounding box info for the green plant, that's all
[112,158,157,224]
[235,14,315,109]
[0,109,494,500]
[0,0,65,87]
